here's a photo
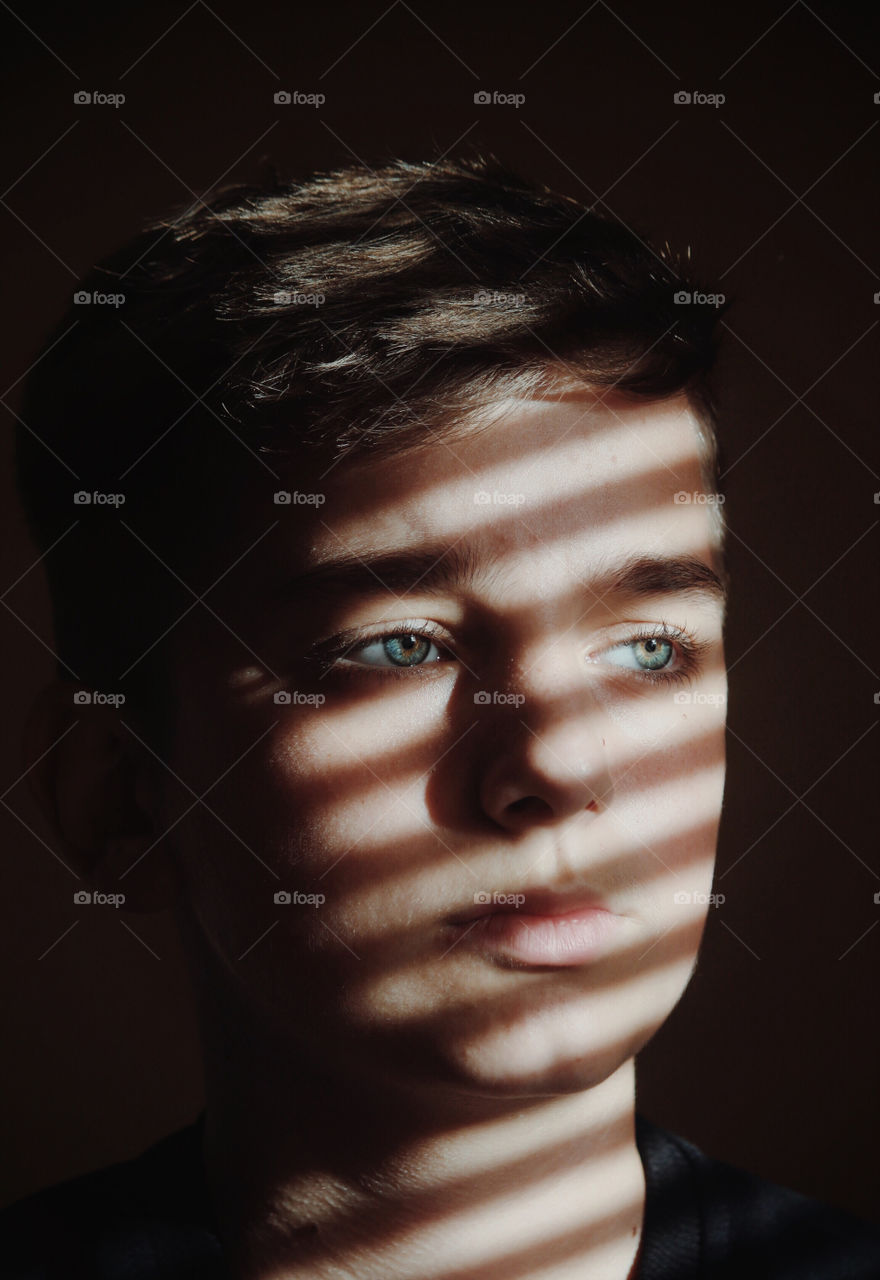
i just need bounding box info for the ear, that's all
[21,678,185,913]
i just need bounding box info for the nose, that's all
[477,664,614,834]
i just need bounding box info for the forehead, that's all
[297,391,715,590]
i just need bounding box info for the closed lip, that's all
[447,889,613,927]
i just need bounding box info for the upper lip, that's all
[448,888,613,926]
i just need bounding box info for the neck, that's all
[200,1030,645,1280]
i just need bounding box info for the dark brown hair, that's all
[15,150,728,751]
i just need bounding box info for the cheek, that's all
[603,714,726,1004]
[266,704,435,853]
[614,723,726,875]
[594,648,728,746]
[170,700,443,961]
[257,681,459,874]
[598,649,727,882]
[167,708,452,1057]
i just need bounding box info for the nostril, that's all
[508,796,553,819]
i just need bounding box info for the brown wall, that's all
[2,0,878,1221]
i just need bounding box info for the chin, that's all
[399,1000,655,1101]
[446,1050,628,1099]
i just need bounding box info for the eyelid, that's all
[590,622,712,686]
[308,619,453,669]
[589,620,691,658]
[319,617,697,652]
[309,617,711,683]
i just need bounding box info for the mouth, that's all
[445,888,622,969]
[447,887,613,927]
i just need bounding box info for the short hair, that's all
[15,151,729,752]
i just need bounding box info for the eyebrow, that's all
[282,545,728,612]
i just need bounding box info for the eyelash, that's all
[307,619,710,687]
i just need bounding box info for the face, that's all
[160,387,727,1103]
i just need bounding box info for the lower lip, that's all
[450,907,621,968]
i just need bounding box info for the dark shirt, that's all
[2,1112,879,1278]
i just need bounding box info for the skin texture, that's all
[27,384,728,1280]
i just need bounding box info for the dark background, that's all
[2,0,878,1220]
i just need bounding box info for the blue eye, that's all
[311,620,705,687]
[308,620,449,677]
[348,632,441,668]
[604,636,676,673]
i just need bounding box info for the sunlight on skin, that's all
[222,759,726,950]
[154,385,728,1280]
[261,1136,647,1280]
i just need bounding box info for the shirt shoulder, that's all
[0,1117,225,1280]
[635,1112,880,1280]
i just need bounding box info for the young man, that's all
[6,154,879,1279]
